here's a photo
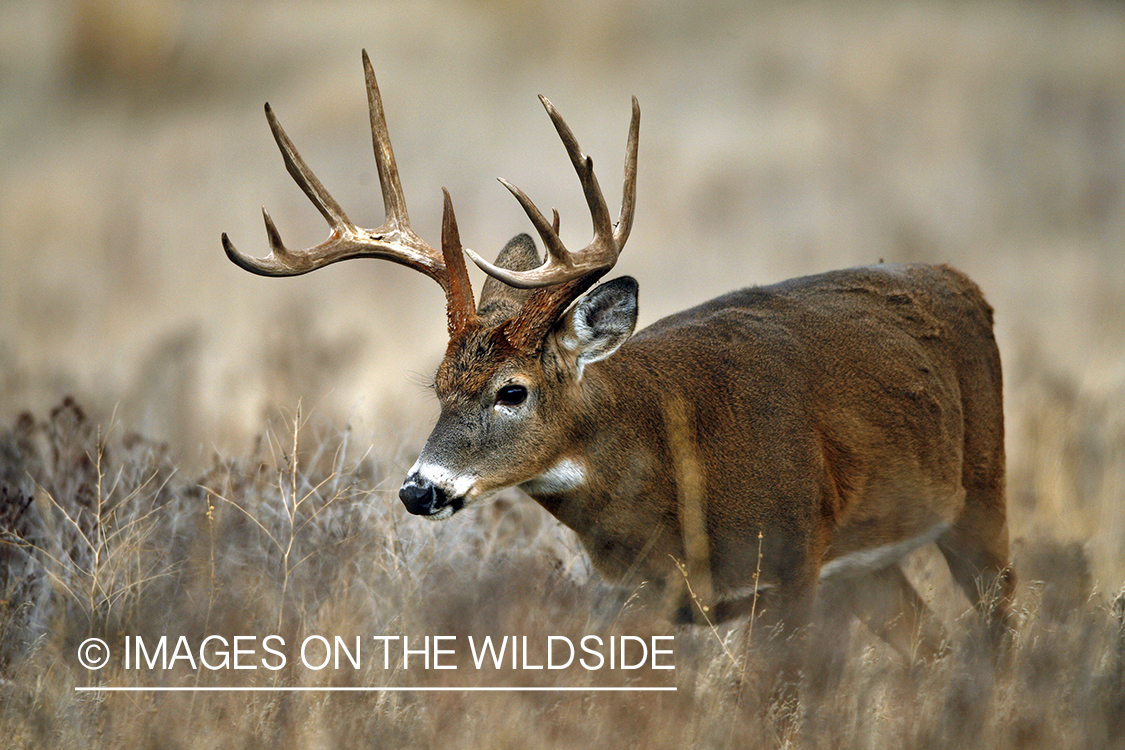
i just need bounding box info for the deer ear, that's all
[477,234,541,325]
[553,276,638,375]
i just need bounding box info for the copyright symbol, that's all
[78,638,110,670]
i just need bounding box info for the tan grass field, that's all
[1,1,1124,747]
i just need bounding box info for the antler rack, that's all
[223,51,640,346]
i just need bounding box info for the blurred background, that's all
[1,0,1123,582]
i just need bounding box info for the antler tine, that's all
[221,103,362,276]
[614,96,641,249]
[267,102,352,231]
[363,50,409,231]
[465,96,640,290]
[499,180,556,251]
[440,188,479,335]
[540,95,617,249]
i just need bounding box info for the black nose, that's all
[399,477,448,516]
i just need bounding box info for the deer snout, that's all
[399,473,463,519]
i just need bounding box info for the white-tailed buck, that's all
[224,51,1014,655]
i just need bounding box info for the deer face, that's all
[398,330,555,519]
[398,271,639,519]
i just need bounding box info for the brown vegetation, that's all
[0,396,1122,748]
[2,0,1124,747]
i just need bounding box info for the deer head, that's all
[222,51,640,519]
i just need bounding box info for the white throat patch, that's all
[520,457,588,496]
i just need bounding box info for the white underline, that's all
[75,686,676,693]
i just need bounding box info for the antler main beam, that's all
[464,95,640,290]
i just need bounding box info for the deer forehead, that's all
[435,327,536,397]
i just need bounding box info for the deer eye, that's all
[495,384,528,407]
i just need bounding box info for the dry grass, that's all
[2,0,1125,747]
[0,396,1123,749]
